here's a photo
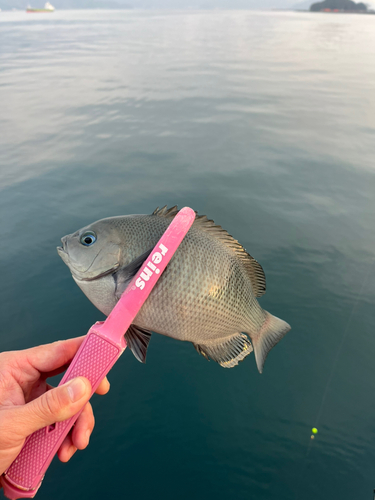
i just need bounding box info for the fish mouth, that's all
[57,236,69,261]
[57,245,69,264]
[57,245,120,282]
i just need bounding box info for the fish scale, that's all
[57,206,291,373]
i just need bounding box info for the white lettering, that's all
[152,252,162,265]
[136,244,168,291]
[159,244,168,256]
[135,278,145,290]
[147,261,156,271]
[140,267,153,281]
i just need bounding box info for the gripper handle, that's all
[2,327,126,499]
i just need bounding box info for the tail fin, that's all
[250,311,290,374]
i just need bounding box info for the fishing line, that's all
[306,256,375,455]
[293,258,375,500]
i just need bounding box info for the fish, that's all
[57,206,290,373]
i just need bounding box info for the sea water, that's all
[0,9,375,499]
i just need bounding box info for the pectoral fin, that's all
[193,333,253,368]
[114,249,152,300]
[125,324,152,363]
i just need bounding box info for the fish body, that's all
[57,206,290,372]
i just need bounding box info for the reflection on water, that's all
[0,10,375,500]
[1,10,375,188]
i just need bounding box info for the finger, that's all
[41,362,73,380]
[57,433,77,463]
[24,337,86,374]
[9,377,92,439]
[25,379,49,403]
[28,375,109,406]
[95,377,110,395]
[71,402,95,450]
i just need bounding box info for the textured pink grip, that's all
[2,329,125,497]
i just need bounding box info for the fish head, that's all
[57,218,122,282]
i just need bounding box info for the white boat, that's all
[26,2,55,12]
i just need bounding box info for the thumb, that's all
[13,377,92,439]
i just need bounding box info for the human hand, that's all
[0,337,110,477]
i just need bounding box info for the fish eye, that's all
[80,231,97,246]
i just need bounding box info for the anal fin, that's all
[125,324,152,363]
[193,333,253,369]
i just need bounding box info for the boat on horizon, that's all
[26,2,54,12]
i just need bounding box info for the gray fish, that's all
[57,206,290,373]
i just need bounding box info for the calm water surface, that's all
[1,9,375,500]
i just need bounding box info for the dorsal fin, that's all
[151,205,266,297]
[152,205,179,218]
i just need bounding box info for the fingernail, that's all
[86,429,91,445]
[67,378,87,402]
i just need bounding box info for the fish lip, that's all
[60,235,68,251]
[57,245,68,261]
[57,235,69,257]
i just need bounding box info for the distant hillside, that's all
[310,0,367,10]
